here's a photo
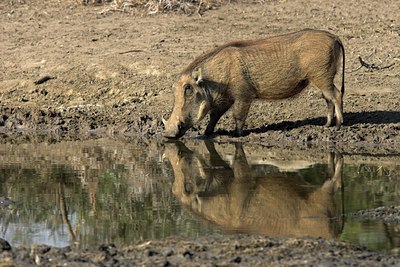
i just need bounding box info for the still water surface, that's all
[0,138,399,254]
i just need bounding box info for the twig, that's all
[346,64,362,73]
[34,75,56,85]
[347,55,395,73]
[346,50,375,73]
[118,49,144,54]
[358,56,395,71]
[197,0,203,16]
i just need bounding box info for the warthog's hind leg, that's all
[331,85,344,128]
[318,83,343,129]
[325,99,335,127]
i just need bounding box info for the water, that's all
[0,138,399,254]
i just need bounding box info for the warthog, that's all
[163,141,343,238]
[163,29,345,138]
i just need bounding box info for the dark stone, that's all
[233,256,242,263]
[0,238,11,251]
[183,250,194,259]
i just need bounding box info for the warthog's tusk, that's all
[162,115,167,126]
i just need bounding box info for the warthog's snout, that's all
[162,115,189,138]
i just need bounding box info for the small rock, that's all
[147,249,157,257]
[30,244,50,258]
[0,238,11,252]
[183,250,194,259]
[233,256,242,263]
[162,249,174,257]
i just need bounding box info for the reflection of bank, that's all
[164,141,343,239]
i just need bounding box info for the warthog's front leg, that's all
[325,151,343,192]
[205,103,232,136]
[232,101,251,137]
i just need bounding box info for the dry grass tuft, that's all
[146,0,198,15]
[81,0,219,15]
[97,0,141,14]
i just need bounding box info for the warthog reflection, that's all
[164,141,343,239]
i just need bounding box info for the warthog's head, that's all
[163,68,211,138]
[162,141,211,207]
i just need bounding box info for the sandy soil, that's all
[1,0,400,265]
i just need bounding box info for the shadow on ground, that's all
[214,111,400,137]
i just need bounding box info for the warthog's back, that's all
[186,29,343,100]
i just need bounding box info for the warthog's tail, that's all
[337,39,345,95]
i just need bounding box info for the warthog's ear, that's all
[192,68,204,86]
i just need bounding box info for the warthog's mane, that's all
[180,39,263,76]
[180,29,315,76]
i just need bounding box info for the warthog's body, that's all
[163,141,343,238]
[163,29,345,138]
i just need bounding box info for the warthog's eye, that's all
[183,84,194,97]
[184,182,194,195]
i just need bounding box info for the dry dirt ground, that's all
[1,0,400,149]
[1,0,400,265]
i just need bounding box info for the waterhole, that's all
[0,138,399,254]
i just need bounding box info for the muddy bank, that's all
[350,206,400,223]
[1,234,399,266]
